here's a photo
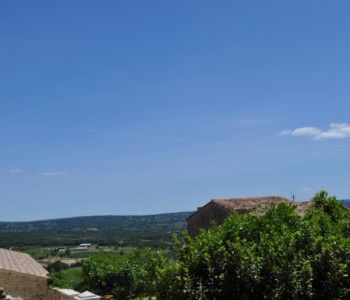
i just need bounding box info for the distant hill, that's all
[0,212,192,231]
[0,212,193,248]
[341,200,350,208]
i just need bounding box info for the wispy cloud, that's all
[279,123,350,140]
[40,171,69,176]
[8,168,25,175]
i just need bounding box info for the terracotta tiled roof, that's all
[187,196,292,221]
[0,248,48,278]
[212,196,291,212]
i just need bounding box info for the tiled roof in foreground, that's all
[0,248,48,278]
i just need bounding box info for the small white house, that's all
[71,243,92,252]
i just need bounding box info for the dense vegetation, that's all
[52,191,350,299]
[0,212,191,248]
[158,191,350,299]
[49,268,85,291]
[49,248,164,298]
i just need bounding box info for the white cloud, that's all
[40,171,69,176]
[8,168,25,175]
[278,129,293,136]
[279,123,350,140]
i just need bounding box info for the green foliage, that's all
[49,268,85,290]
[47,260,70,273]
[21,247,49,260]
[152,191,350,299]
[81,248,166,299]
[47,260,82,273]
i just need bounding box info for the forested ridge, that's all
[0,212,192,247]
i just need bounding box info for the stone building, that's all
[187,196,292,236]
[0,248,48,300]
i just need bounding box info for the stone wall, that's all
[0,270,48,300]
[48,288,102,300]
[187,202,232,236]
[48,288,79,300]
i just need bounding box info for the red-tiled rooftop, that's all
[212,196,291,212]
[187,196,292,220]
[0,248,48,278]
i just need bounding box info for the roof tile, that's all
[212,196,291,212]
[0,248,48,278]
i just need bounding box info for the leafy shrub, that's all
[152,191,350,299]
[82,249,165,299]
[49,267,85,290]
[47,260,70,272]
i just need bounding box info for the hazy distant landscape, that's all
[342,199,350,208]
[0,212,192,248]
[1,199,349,248]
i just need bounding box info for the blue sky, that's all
[1,1,350,220]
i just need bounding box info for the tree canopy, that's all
[153,190,350,299]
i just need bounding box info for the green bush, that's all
[81,249,166,299]
[49,267,85,290]
[152,191,350,299]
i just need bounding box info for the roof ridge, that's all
[213,195,289,202]
[212,196,292,212]
[0,248,32,258]
[186,196,292,221]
